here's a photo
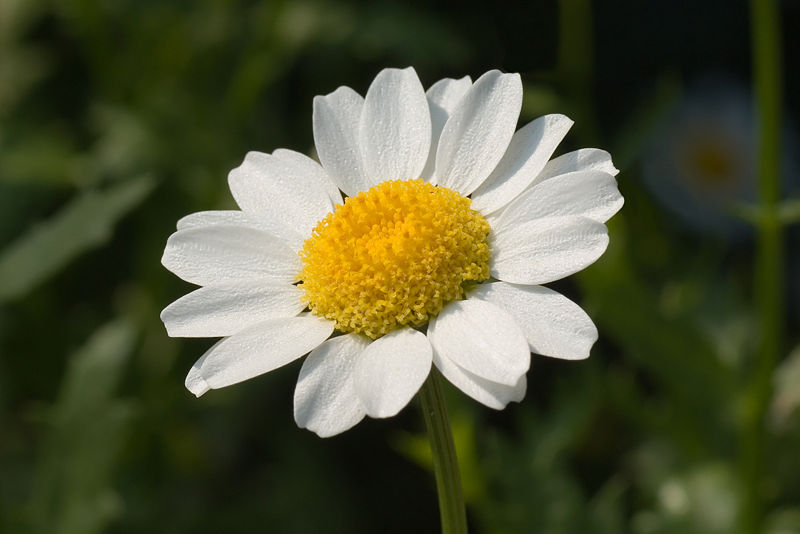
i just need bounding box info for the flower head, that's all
[161,67,623,437]
[641,80,763,236]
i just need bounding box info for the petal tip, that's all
[159,305,176,336]
[549,112,574,125]
[186,367,211,397]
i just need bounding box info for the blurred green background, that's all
[1,0,799,532]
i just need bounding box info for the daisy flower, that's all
[641,81,757,236]
[161,67,623,437]
[642,80,798,238]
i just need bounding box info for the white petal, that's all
[471,114,574,214]
[427,299,529,386]
[294,334,369,437]
[313,86,372,196]
[176,210,304,252]
[469,282,598,360]
[490,216,609,285]
[186,350,214,396]
[185,314,334,396]
[359,67,431,183]
[161,225,300,286]
[536,148,619,182]
[421,76,472,182]
[432,348,526,409]
[434,70,522,195]
[353,329,432,418]
[493,170,623,228]
[228,151,334,239]
[272,148,343,207]
[161,281,305,338]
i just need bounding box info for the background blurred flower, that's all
[641,81,758,237]
[641,79,799,238]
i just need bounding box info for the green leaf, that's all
[29,319,138,534]
[0,175,154,303]
[729,198,800,226]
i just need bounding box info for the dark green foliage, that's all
[1,1,799,533]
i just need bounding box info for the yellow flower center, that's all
[298,179,491,339]
[686,141,734,186]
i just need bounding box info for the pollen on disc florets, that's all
[297,179,491,339]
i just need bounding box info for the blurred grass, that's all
[0,0,798,533]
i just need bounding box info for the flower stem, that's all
[741,0,784,532]
[419,368,468,534]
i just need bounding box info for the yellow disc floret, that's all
[297,179,491,339]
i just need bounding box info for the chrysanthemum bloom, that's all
[161,68,623,437]
[641,81,757,236]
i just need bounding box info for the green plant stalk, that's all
[741,0,784,532]
[419,368,468,534]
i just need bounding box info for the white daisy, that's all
[641,81,757,236]
[161,67,623,437]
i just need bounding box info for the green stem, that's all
[419,368,468,534]
[741,0,784,532]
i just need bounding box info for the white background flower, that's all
[161,67,623,437]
